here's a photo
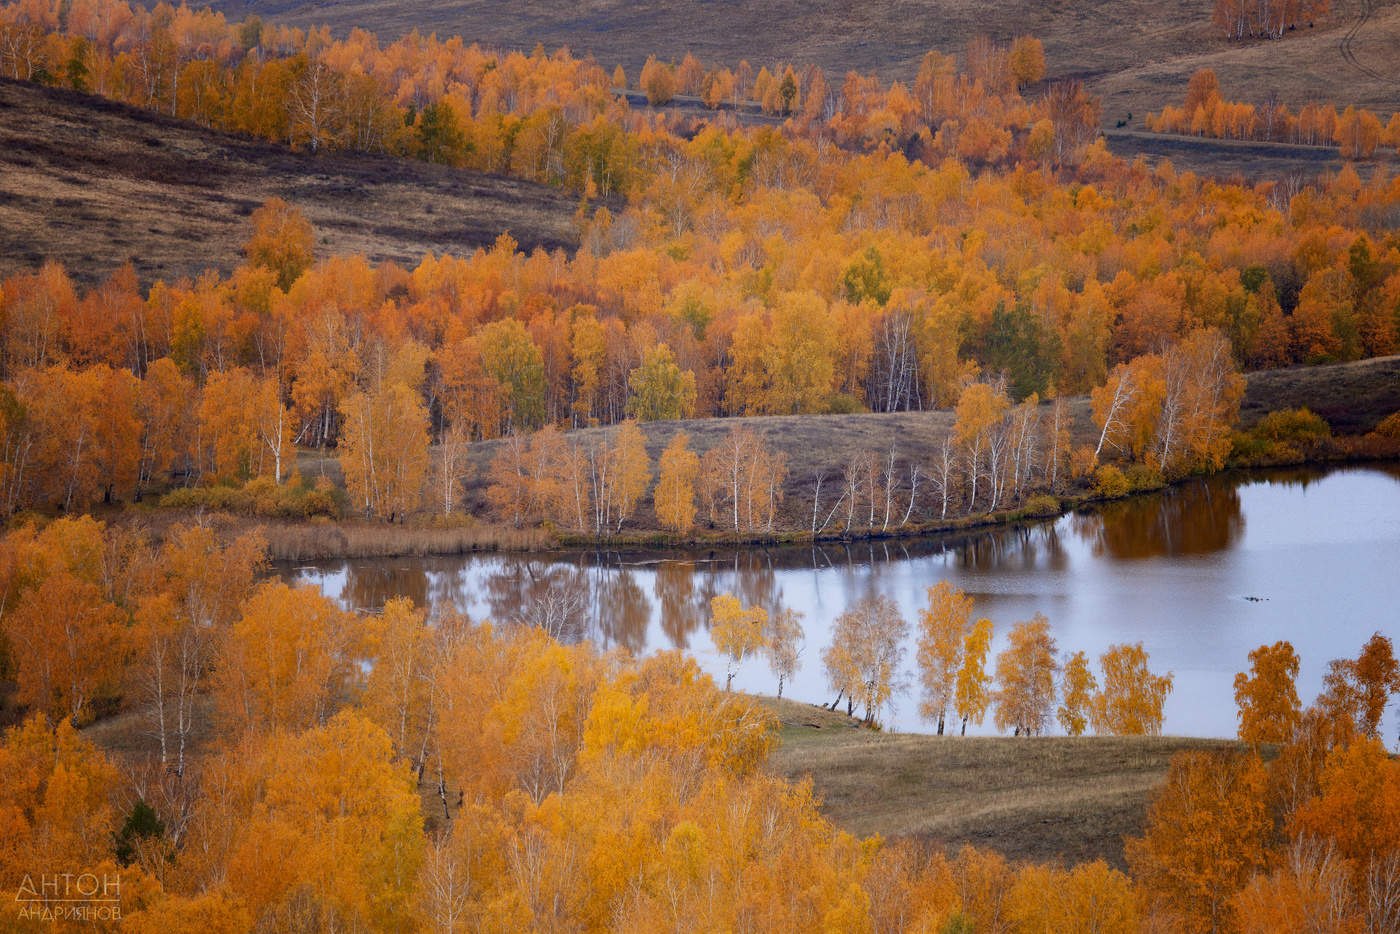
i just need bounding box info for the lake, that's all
[286,465,1400,740]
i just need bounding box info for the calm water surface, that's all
[287,466,1400,739]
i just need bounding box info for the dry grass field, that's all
[203,0,1400,126]
[0,78,586,286]
[1237,353,1400,433]
[759,696,1241,868]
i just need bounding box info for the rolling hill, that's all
[0,78,587,286]
[206,0,1400,127]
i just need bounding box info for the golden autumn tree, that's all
[12,364,140,510]
[243,197,314,291]
[134,523,265,775]
[993,613,1059,736]
[1006,860,1141,931]
[953,617,994,735]
[1090,642,1174,736]
[1230,837,1366,934]
[701,425,787,533]
[710,592,768,691]
[199,367,293,485]
[0,517,128,725]
[654,430,700,533]
[823,595,908,725]
[729,292,838,415]
[1318,632,1400,741]
[626,342,697,421]
[339,345,431,521]
[5,570,127,726]
[360,596,435,772]
[0,715,124,900]
[1058,650,1097,737]
[1126,750,1272,933]
[138,356,194,494]
[179,711,425,930]
[762,606,804,698]
[916,580,973,735]
[485,426,567,528]
[593,419,651,533]
[1157,329,1246,476]
[954,381,1011,511]
[639,55,676,105]
[1234,640,1303,745]
[1007,36,1045,89]
[1291,737,1400,864]
[214,580,360,737]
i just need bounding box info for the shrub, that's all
[1372,410,1400,440]
[824,393,865,415]
[1123,464,1166,492]
[159,478,341,519]
[1231,408,1333,466]
[1094,465,1129,499]
[1019,494,1062,518]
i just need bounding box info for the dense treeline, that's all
[1212,0,1330,40]
[0,6,1398,535]
[5,184,1392,530]
[1149,69,1399,157]
[0,517,1395,930]
[0,0,1086,180]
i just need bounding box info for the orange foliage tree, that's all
[1234,640,1303,745]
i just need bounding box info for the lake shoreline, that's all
[285,465,1400,740]
[246,452,1400,563]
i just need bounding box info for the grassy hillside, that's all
[760,696,1241,869]
[445,355,1400,529]
[0,78,586,286]
[202,0,1400,127]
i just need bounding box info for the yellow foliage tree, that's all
[953,617,994,735]
[916,580,973,735]
[213,711,425,929]
[1126,750,1272,933]
[1057,649,1097,736]
[993,613,1059,736]
[1090,642,1174,736]
[654,431,700,533]
[243,197,314,290]
[214,580,360,737]
[710,592,768,691]
[1234,640,1302,745]
[339,380,430,520]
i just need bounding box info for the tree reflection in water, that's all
[654,561,699,649]
[483,562,592,641]
[593,564,650,653]
[954,523,1069,574]
[340,560,430,613]
[1074,477,1245,560]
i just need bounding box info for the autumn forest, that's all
[1,0,1399,929]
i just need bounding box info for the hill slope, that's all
[0,78,585,286]
[204,0,1400,125]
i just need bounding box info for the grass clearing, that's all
[757,695,1243,868]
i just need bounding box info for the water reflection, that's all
[1073,478,1245,561]
[340,561,430,612]
[286,467,1400,738]
[655,561,700,649]
[957,523,1071,574]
